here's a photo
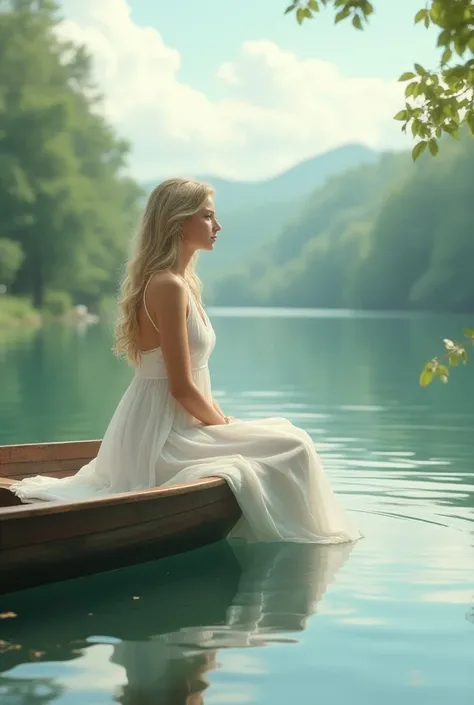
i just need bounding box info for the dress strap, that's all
[143,277,160,334]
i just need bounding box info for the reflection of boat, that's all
[0,440,241,593]
[0,539,353,705]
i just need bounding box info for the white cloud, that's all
[57,0,406,181]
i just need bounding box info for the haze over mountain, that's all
[143,143,379,281]
[207,132,474,314]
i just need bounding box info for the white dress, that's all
[10,285,361,544]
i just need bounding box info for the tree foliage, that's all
[285,0,474,161]
[0,238,24,286]
[419,330,474,386]
[284,0,474,386]
[209,136,474,317]
[0,0,142,308]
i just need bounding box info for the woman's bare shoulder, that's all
[147,271,187,300]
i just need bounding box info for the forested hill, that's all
[0,1,143,310]
[2,2,472,317]
[143,144,379,282]
[207,135,474,314]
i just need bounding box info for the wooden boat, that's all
[0,540,243,676]
[0,440,241,594]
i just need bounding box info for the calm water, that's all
[0,309,473,704]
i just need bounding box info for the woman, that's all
[11,178,361,544]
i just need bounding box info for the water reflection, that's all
[1,312,473,703]
[0,541,352,704]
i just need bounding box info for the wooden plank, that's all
[0,440,101,465]
[0,500,240,593]
[0,478,22,507]
[1,458,91,479]
[0,476,229,519]
[1,480,238,550]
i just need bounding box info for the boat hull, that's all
[0,441,241,593]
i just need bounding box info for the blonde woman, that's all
[11,179,361,544]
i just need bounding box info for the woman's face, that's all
[181,196,222,251]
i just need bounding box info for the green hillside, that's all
[208,136,474,313]
[143,144,379,282]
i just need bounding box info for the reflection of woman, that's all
[0,542,352,705]
[11,179,360,545]
[112,542,353,704]
[114,649,216,705]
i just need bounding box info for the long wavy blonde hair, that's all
[114,177,214,365]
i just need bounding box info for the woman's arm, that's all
[212,398,225,415]
[150,274,227,426]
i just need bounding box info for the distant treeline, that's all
[0,0,143,311]
[208,137,474,313]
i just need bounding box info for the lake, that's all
[0,309,473,704]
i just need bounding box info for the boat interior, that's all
[0,440,100,508]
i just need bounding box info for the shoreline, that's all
[0,295,42,333]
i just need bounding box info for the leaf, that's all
[303,7,313,18]
[308,0,319,11]
[467,113,474,136]
[296,8,305,24]
[420,365,434,387]
[335,7,350,23]
[414,9,426,23]
[463,328,474,338]
[362,1,374,16]
[428,138,439,156]
[398,71,416,81]
[437,29,450,47]
[29,650,46,659]
[441,47,452,65]
[449,353,460,367]
[352,14,363,30]
[444,123,460,140]
[412,140,427,161]
[284,2,297,14]
[436,364,449,379]
[394,110,408,121]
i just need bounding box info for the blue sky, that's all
[59,0,440,180]
[128,0,438,91]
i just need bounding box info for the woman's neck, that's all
[172,245,195,277]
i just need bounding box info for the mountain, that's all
[208,133,474,313]
[141,144,379,283]
[143,144,378,213]
[208,151,406,306]
[196,143,379,213]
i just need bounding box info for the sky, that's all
[57,0,440,182]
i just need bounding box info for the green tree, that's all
[0,238,24,287]
[0,0,142,308]
[285,0,474,385]
[285,1,474,161]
